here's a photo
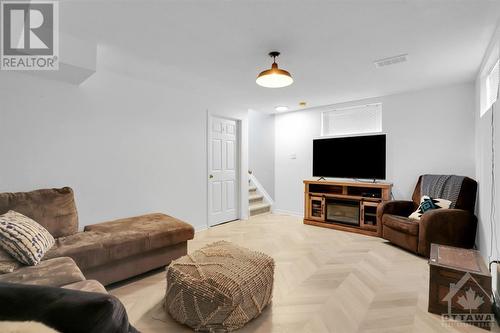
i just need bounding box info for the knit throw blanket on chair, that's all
[421,174,465,209]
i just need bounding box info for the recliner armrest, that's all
[418,209,477,257]
[377,200,416,221]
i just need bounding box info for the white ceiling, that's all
[61,0,500,113]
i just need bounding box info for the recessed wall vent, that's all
[374,54,408,68]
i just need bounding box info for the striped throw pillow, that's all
[0,210,55,265]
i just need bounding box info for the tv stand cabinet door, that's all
[308,196,325,221]
[360,201,379,232]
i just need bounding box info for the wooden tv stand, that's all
[303,179,392,237]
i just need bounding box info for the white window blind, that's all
[321,103,382,137]
[486,59,500,113]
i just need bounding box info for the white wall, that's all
[274,83,476,215]
[0,64,248,231]
[248,109,275,198]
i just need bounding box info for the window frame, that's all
[486,59,499,113]
[480,41,500,117]
[320,103,383,137]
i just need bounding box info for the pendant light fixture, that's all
[256,51,293,88]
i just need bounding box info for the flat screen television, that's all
[313,134,386,180]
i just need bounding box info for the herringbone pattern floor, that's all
[111,214,499,333]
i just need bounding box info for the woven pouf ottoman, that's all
[165,240,274,331]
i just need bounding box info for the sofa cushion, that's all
[0,188,78,238]
[62,280,107,294]
[0,210,55,265]
[44,231,110,270]
[0,257,84,287]
[84,213,195,249]
[382,214,419,236]
[44,230,149,270]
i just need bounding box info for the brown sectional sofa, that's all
[0,187,194,286]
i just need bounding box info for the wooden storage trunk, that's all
[428,244,492,330]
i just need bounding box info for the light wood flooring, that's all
[110,213,499,333]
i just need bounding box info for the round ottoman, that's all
[165,241,274,331]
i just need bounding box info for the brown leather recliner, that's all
[378,176,477,257]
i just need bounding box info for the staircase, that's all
[249,183,271,216]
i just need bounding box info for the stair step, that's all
[249,202,271,216]
[249,194,264,203]
[249,186,257,193]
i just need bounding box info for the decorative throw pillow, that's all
[409,196,452,220]
[0,211,55,265]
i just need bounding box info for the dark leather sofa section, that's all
[379,176,478,257]
[0,282,138,333]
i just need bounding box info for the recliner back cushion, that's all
[0,187,78,238]
[411,176,477,213]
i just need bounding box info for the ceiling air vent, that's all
[374,54,408,68]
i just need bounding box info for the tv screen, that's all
[313,134,386,179]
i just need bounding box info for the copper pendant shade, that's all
[256,52,293,88]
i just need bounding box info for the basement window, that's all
[321,103,382,137]
[486,59,500,114]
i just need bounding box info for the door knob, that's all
[209,174,214,179]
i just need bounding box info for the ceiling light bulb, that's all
[275,106,289,112]
[256,52,293,88]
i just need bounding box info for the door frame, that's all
[206,113,247,228]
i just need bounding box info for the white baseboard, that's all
[272,209,302,217]
[197,209,302,232]
[195,225,208,233]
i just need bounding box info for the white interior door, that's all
[208,116,239,226]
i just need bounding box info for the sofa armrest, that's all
[418,209,477,257]
[377,200,416,221]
